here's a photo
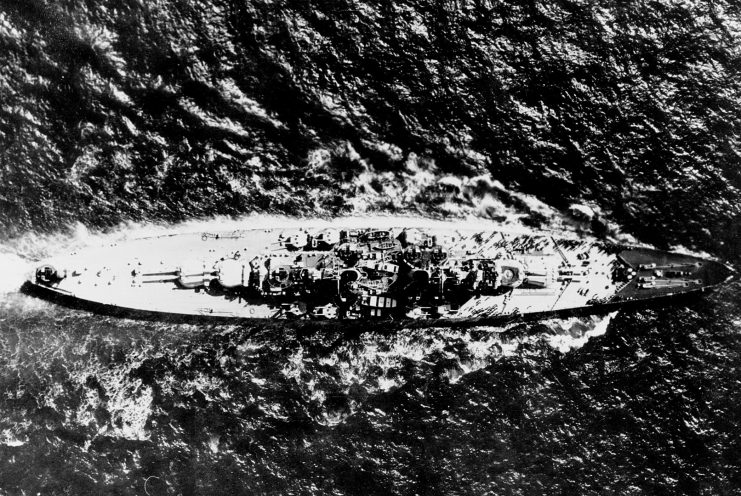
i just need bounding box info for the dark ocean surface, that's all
[1,274,740,496]
[1,0,741,494]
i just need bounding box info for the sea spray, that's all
[275,312,618,425]
[0,213,659,301]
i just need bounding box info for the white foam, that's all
[0,252,32,294]
[278,312,616,428]
[109,384,153,441]
[545,312,617,353]
[0,429,26,447]
[2,213,597,269]
[667,244,715,260]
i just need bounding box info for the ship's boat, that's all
[21,227,735,323]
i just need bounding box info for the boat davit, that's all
[22,226,735,323]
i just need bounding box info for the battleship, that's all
[21,226,735,324]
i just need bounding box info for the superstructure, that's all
[24,227,734,322]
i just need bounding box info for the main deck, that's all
[23,227,734,322]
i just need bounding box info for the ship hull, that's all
[20,279,716,329]
[21,227,734,324]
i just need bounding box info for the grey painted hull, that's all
[23,227,735,323]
